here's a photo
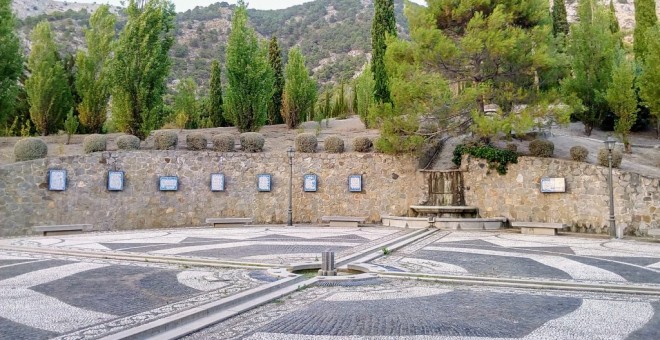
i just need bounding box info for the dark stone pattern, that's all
[0,316,59,340]
[513,246,576,255]
[255,290,582,337]
[600,257,660,267]
[414,250,573,280]
[31,265,200,316]
[182,244,352,260]
[432,241,576,256]
[0,259,37,266]
[0,260,73,281]
[567,257,660,284]
[248,271,279,282]
[628,301,660,340]
[432,240,503,248]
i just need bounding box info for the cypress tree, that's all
[267,36,284,125]
[281,48,317,128]
[0,0,23,129]
[208,59,226,127]
[371,0,396,104]
[609,0,620,34]
[552,0,570,37]
[634,0,658,61]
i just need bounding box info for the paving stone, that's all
[182,244,352,259]
[0,316,58,340]
[628,301,660,340]
[0,259,37,266]
[600,256,660,267]
[0,260,74,281]
[566,256,660,284]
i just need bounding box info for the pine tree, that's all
[606,54,637,152]
[282,47,317,128]
[267,36,284,125]
[552,0,570,37]
[25,21,72,136]
[638,25,660,138]
[0,0,23,130]
[371,0,396,104]
[208,59,225,127]
[76,5,116,133]
[224,0,274,132]
[634,0,658,62]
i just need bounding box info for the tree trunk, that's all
[583,123,593,136]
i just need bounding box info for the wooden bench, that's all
[511,222,566,235]
[205,218,253,227]
[32,224,93,236]
[321,216,367,228]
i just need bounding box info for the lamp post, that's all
[287,146,295,226]
[604,136,617,238]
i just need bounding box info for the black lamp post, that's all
[287,146,295,226]
[604,136,617,238]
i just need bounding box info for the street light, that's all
[604,136,617,238]
[287,146,295,226]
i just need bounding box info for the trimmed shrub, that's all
[186,133,208,150]
[324,135,344,153]
[598,148,623,168]
[570,146,589,162]
[529,139,554,158]
[212,134,235,152]
[352,136,372,152]
[505,143,518,153]
[240,132,265,152]
[295,133,317,153]
[14,138,48,162]
[83,134,107,154]
[154,131,178,150]
[116,134,141,150]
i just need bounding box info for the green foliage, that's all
[207,59,226,127]
[570,145,589,162]
[110,0,176,140]
[14,138,48,162]
[186,132,208,150]
[552,0,569,37]
[83,134,107,153]
[598,148,623,168]
[355,66,374,127]
[64,110,79,144]
[154,130,178,150]
[212,134,235,152]
[116,134,141,150]
[224,1,274,132]
[76,5,116,133]
[352,136,373,152]
[26,21,73,136]
[324,135,344,153]
[371,0,396,104]
[633,0,658,62]
[331,81,349,119]
[606,55,638,152]
[529,139,555,158]
[608,0,620,34]
[267,36,284,125]
[295,133,318,153]
[282,47,317,128]
[638,25,660,138]
[0,0,23,128]
[452,144,519,175]
[173,78,199,129]
[240,132,265,152]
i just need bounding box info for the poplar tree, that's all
[267,36,284,125]
[606,55,637,152]
[371,0,396,104]
[552,0,570,37]
[25,21,72,136]
[110,0,176,139]
[224,0,274,132]
[634,0,658,61]
[355,66,374,127]
[208,59,225,127]
[638,25,660,138]
[282,48,317,128]
[76,5,116,133]
[173,78,198,129]
[0,0,23,129]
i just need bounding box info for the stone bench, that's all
[648,229,660,238]
[321,216,367,228]
[32,224,93,236]
[511,222,566,236]
[409,205,479,218]
[206,218,253,227]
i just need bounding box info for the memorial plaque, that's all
[257,174,271,192]
[107,171,124,191]
[304,174,318,192]
[211,173,225,192]
[348,175,362,192]
[541,177,566,193]
[159,176,178,191]
[48,170,67,191]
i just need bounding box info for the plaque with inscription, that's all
[211,173,225,192]
[48,170,67,191]
[159,176,178,191]
[304,174,318,192]
[108,171,124,191]
[541,177,566,193]
[348,175,362,192]
[257,174,271,192]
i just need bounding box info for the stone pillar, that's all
[319,251,337,276]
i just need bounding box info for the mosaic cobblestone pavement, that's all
[2,228,660,339]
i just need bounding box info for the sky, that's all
[62,0,426,12]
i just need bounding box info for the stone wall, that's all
[462,156,660,235]
[0,151,425,237]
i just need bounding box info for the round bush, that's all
[116,134,140,150]
[154,131,178,150]
[352,136,373,153]
[212,134,235,152]
[570,146,589,162]
[186,133,208,150]
[505,143,518,153]
[83,134,107,154]
[14,138,48,162]
[295,133,317,153]
[598,148,623,168]
[324,135,344,153]
[529,139,554,158]
[240,132,265,152]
